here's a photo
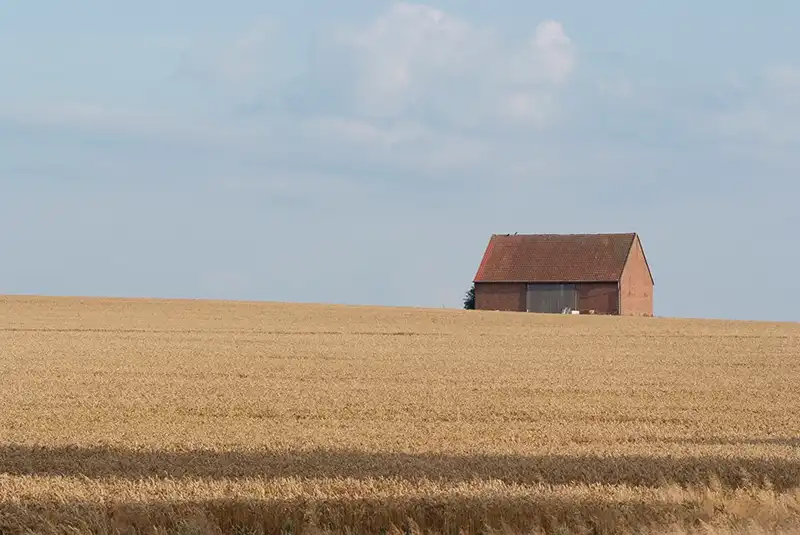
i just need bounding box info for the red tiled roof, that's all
[474,233,637,283]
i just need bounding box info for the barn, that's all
[472,232,654,316]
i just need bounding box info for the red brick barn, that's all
[472,233,654,316]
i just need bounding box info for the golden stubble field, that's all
[1,295,799,534]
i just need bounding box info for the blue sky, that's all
[1,1,798,321]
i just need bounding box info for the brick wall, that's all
[474,282,526,312]
[619,236,654,316]
[577,282,619,314]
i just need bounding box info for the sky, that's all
[1,1,798,322]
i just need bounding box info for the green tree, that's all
[463,283,475,310]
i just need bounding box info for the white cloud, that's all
[531,20,576,84]
[0,100,500,178]
[499,91,556,124]
[177,19,277,85]
[508,20,576,86]
[0,102,273,150]
[0,5,581,183]
[329,2,576,126]
[291,115,505,174]
[763,65,800,99]
[709,65,800,149]
[167,18,280,111]
[331,2,485,117]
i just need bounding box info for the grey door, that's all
[526,284,578,313]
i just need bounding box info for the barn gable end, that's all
[619,234,654,316]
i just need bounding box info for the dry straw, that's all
[1,295,799,534]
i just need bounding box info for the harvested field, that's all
[1,294,799,534]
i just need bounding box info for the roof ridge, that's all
[492,232,636,236]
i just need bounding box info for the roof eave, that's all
[474,279,622,284]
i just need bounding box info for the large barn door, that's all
[526,284,578,313]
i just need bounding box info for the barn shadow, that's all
[1,444,799,490]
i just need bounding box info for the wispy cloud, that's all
[0,2,585,188]
[176,19,278,85]
[708,65,800,147]
[287,2,577,128]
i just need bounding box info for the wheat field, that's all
[1,294,799,534]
